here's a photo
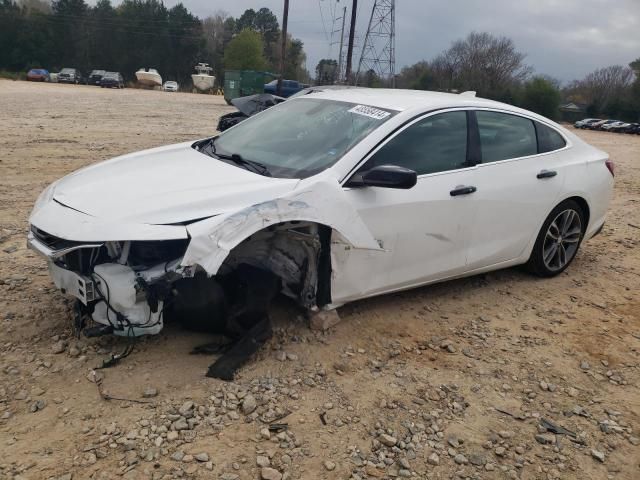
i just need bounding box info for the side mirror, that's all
[349,164,417,189]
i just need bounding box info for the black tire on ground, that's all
[526,199,586,277]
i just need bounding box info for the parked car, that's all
[88,70,106,86]
[27,89,613,344]
[601,121,628,132]
[163,81,178,92]
[26,68,50,82]
[58,68,85,84]
[217,85,356,132]
[574,118,600,129]
[588,119,620,130]
[217,93,285,131]
[100,72,124,88]
[263,79,308,97]
[623,123,640,134]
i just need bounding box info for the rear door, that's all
[465,110,568,270]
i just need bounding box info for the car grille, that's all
[31,226,83,250]
[31,226,107,274]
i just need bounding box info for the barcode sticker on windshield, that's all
[348,105,391,120]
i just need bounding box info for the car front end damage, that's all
[28,227,189,336]
[27,178,382,341]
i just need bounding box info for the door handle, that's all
[450,185,477,196]
[537,169,557,179]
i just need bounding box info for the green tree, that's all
[235,8,256,31]
[315,58,338,84]
[363,69,382,88]
[521,76,561,119]
[413,70,437,90]
[87,0,117,71]
[51,0,89,70]
[223,29,267,71]
[165,4,203,82]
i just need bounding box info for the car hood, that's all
[52,141,300,225]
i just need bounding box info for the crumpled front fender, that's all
[181,179,381,275]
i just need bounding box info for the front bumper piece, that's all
[27,231,164,336]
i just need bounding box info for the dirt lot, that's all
[0,79,638,480]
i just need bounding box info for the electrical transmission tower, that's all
[355,0,396,87]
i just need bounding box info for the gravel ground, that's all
[0,79,638,480]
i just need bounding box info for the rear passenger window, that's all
[536,122,566,153]
[476,111,537,162]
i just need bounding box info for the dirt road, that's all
[0,79,638,480]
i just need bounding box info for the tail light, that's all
[605,159,615,177]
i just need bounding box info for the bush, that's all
[0,70,26,80]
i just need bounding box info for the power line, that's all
[317,0,329,43]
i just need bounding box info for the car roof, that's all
[297,87,538,117]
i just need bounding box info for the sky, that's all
[112,0,640,83]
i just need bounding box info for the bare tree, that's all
[567,65,634,112]
[430,32,531,97]
[17,0,51,13]
[201,10,233,80]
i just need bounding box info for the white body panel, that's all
[28,88,614,325]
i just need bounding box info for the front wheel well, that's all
[219,221,333,309]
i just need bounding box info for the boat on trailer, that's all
[135,68,162,88]
[191,63,216,93]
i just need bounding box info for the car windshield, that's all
[208,98,396,179]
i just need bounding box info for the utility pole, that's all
[345,0,357,84]
[337,6,347,83]
[277,0,290,96]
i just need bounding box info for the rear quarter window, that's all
[535,122,567,153]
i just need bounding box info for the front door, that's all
[333,110,478,303]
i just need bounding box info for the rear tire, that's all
[526,199,586,277]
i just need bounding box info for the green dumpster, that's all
[223,70,276,104]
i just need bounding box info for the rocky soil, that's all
[0,79,638,480]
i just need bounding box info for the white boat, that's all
[191,63,216,92]
[135,68,162,87]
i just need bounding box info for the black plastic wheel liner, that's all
[177,264,281,381]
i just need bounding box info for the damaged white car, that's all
[28,89,613,347]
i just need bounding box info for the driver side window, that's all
[367,111,468,175]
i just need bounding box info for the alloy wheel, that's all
[542,209,582,271]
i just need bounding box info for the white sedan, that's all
[162,81,178,92]
[28,89,613,337]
